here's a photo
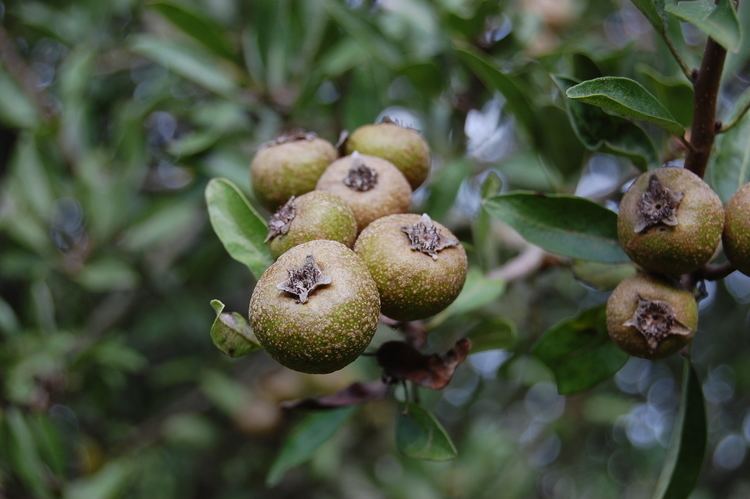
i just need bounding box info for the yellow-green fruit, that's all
[249,240,380,374]
[606,273,698,359]
[723,183,750,276]
[316,152,412,232]
[266,191,357,259]
[354,213,467,321]
[345,122,430,189]
[617,167,723,276]
[250,132,338,209]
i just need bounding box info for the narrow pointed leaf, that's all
[483,193,628,263]
[396,403,457,461]
[566,77,684,134]
[652,359,707,499]
[665,0,741,52]
[205,178,272,277]
[266,407,354,486]
[631,0,668,34]
[532,306,628,394]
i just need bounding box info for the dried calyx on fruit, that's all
[354,213,467,321]
[264,191,357,259]
[250,240,380,374]
[617,167,724,276]
[265,196,296,242]
[250,130,338,209]
[606,273,698,359]
[634,175,684,233]
[343,152,378,192]
[401,213,459,260]
[623,295,691,352]
[276,255,332,304]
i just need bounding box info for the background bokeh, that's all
[1,0,750,497]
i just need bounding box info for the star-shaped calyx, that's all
[265,196,297,242]
[276,255,332,304]
[343,152,378,192]
[634,174,684,233]
[401,214,459,260]
[623,296,691,352]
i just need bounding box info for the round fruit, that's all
[354,213,467,321]
[249,240,380,374]
[315,152,412,232]
[723,183,750,276]
[606,273,698,359]
[265,191,357,259]
[250,131,338,209]
[617,167,723,275]
[345,120,430,189]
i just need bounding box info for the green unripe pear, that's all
[354,213,467,321]
[249,240,380,374]
[617,167,723,276]
[250,131,338,209]
[265,191,357,259]
[345,121,430,189]
[723,183,750,276]
[606,273,698,359]
[316,152,412,232]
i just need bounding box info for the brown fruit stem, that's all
[684,37,727,179]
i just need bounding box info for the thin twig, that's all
[487,245,546,281]
[699,262,735,281]
[683,37,727,178]
[678,135,695,153]
[719,97,750,134]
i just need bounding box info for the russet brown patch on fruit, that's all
[260,129,317,149]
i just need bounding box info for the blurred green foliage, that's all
[1,0,750,498]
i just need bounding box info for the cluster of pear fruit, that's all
[248,121,468,374]
[607,167,750,359]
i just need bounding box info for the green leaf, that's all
[6,408,53,499]
[483,193,628,263]
[566,77,685,135]
[432,267,505,324]
[571,260,637,291]
[466,316,517,353]
[532,306,628,394]
[0,65,38,128]
[423,159,472,221]
[652,359,707,499]
[666,0,741,52]
[64,459,135,499]
[396,403,457,461]
[554,75,657,170]
[149,2,236,61]
[631,0,669,34]
[130,35,239,95]
[636,65,694,127]
[205,178,272,278]
[267,407,354,486]
[708,111,750,202]
[456,47,538,141]
[209,299,261,358]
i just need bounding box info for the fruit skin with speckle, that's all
[606,273,698,359]
[617,167,724,276]
[249,240,380,374]
[345,123,430,189]
[250,134,338,209]
[723,183,750,276]
[316,153,412,232]
[354,214,467,321]
[267,191,357,259]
